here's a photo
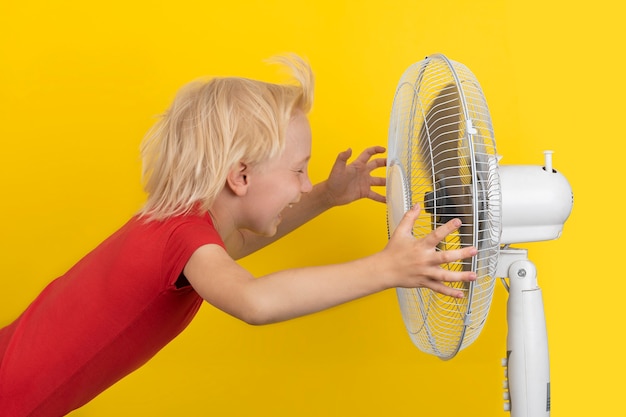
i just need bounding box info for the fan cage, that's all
[387,54,501,359]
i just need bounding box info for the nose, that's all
[301,174,313,193]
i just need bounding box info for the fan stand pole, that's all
[497,247,551,417]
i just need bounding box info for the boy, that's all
[0,55,476,416]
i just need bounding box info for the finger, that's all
[355,146,386,164]
[439,269,478,283]
[426,281,466,299]
[335,148,353,164]
[367,191,386,203]
[394,204,421,236]
[366,157,387,171]
[436,246,478,264]
[424,217,463,246]
[369,176,386,187]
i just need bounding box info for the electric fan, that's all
[386,54,573,417]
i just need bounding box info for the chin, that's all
[249,224,279,238]
[264,225,279,237]
[247,216,281,237]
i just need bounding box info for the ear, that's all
[225,162,249,197]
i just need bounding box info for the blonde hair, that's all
[139,54,314,220]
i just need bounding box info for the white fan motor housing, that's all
[499,152,573,245]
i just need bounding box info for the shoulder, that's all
[133,211,226,251]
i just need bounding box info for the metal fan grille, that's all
[387,55,501,359]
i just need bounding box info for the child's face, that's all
[240,111,313,236]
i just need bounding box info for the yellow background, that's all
[0,1,621,416]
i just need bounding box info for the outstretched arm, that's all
[230,146,386,259]
[185,204,478,325]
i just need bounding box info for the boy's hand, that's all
[382,204,478,298]
[325,146,386,206]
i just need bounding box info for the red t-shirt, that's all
[0,212,224,416]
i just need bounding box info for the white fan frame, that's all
[386,54,573,417]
